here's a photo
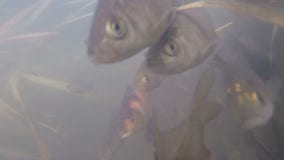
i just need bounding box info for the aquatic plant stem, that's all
[178,0,284,28]
[10,72,50,160]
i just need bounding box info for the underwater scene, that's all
[0,0,284,160]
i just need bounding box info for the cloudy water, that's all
[0,0,284,160]
[0,0,144,160]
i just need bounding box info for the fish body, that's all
[87,0,177,64]
[174,102,221,160]
[174,68,222,160]
[100,86,145,160]
[117,86,144,138]
[152,68,222,160]
[146,8,216,75]
[214,55,274,129]
[134,62,165,93]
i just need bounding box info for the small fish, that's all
[134,62,165,93]
[146,8,216,75]
[214,55,274,129]
[87,0,177,64]
[117,86,145,138]
[152,67,222,160]
[100,86,146,160]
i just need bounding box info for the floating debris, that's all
[57,12,93,27]
[215,22,233,33]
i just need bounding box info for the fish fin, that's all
[199,101,223,126]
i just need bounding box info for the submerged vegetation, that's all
[0,0,98,159]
